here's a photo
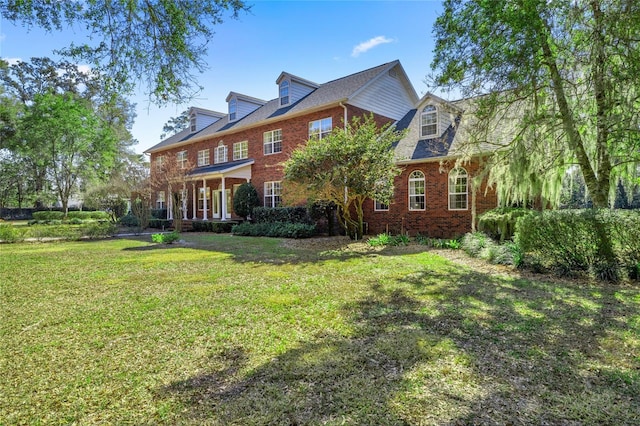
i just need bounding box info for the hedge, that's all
[232,222,316,238]
[515,209,640,281]
[252,207,310,224]
[478,207,532,241]
[191,221,234,233]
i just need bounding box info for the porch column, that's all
[221,177,227,221]
[192,183,197,220]
[182,183,187,220]
[202,178,208,221]
[167,184,173,220]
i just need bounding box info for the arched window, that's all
[448,168,468,210]
[279,80,290,106]
[409,170,426,210]
[421,105,438,137]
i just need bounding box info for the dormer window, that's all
[421,105,438,138]
[279,80,290,106]
[229,98,237,121]
[189,114,196,132]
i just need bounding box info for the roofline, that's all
[145,99,349,154]
[416,92,464,113]
[225,91,268,104]
[189,159,255,178]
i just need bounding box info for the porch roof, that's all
[189,159,254,180]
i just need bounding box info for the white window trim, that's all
[233,141,248,161]
[279,80,290,106]
[421,105,438,138]
[177,150,188,169]
[408,170,426,211]
[309,117,332,140]
[198,187,210,210]
[156,191,166,209]
[374,199,389,211]
[215,145,228,164]
[264,181,282,208]
[448,168,469,211]
[197,149,210,167]
[263,129,283,155]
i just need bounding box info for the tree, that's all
[1,1,250,104]
[150,152,195,232]
[160,110,190,139]
[284,114,405,240]
[431,0,640,208]
[20,92,118,216]
[233,182,260,220]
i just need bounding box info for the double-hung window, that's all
[156,191,166,209]
[233,141,248,161]
[197,149,210,167]
[176,150,188,169]
[409,170,426,210]
[229,98,237,121]
[264,181,282,208]
[215,145,228,164]
[198,187,210,210]
[448,168,468,210]
[421,105,438,138]
[374,200,389,211]
[309,117,332,140]
[263,129,282,155]
[279,80,289,106]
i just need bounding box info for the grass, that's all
[2,234,639,425]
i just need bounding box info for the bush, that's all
[415,234,461,249]
[27,225,82,241]
[120,213,140,227]
[148,219,172,229]
[515,209,640,282]
[367,233,410,247]
[191,221,234,233]
[233,183,260,220]
[32,211,64,221]
[0,224,26,243]
[462,232,517,265]
[150,209,167,219]
[67,211,110,220]
[151,231,180,244]
[252,207,310,224]
[478,207,532,241]
[83,222,117,239]
[232,222,316,238]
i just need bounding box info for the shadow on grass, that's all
[159,261,640,424]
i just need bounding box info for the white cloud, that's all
[351,36,394,57]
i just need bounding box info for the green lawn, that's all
[2,234,639,425]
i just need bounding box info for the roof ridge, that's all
[319,60,399,86]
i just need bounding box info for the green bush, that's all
[462,232,517,265]
[83,222,117,239]
[191,221,234,233]
[515,209,640,282]
[67,211,110,220]
[0,224,26,243]
[148,219,173,229]
[233,182,260,220]
[120,213,140,227]
[27,225,82,241]
[367,233,411,247]
[252,207,310,224]
[415,233,461,249]
[151,231,180,244]
[232,222,316,238]
[32,211,64,221]
[478,207,532,241]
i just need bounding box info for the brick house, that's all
[145,60,497,237]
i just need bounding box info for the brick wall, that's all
[363,159,498,238]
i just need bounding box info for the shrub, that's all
[0,224,26,243]
[120,213,140,227]
[67,211,110,220]
[415,233,461,249]
[233,183,260,220]
[83,222,117,239]
[515,209,640,282]
[150,209,167,219]
[32,211,64,221]
[368,233,392,247]
[151,231,180,244]
[27,225,82,241]
[478,207,532,241]
[462,232,517,265]
[148,219,172,229]
[191,221,234,233]
[252,207,310,224]
[232,222,316,238]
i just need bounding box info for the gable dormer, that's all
[276,72,319,107]
[416,93,463,139]
[188,107,225,133]
[225,92,267,122]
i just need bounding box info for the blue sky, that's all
[1,0,445,154]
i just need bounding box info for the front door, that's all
[212,190,221,219]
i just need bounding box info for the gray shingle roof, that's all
[145,61,401,153]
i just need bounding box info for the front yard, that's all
[2,234,639,425]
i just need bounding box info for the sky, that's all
[0,0,446,155]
